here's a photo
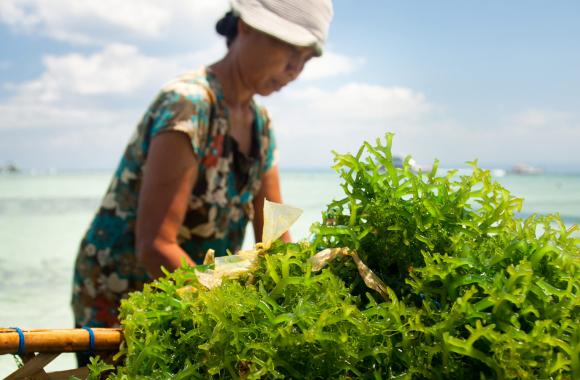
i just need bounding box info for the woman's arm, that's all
[136,132,198,278]
[252,165,291,244]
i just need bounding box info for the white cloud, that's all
[260,82,434,167]
[0,39,225,168]
[0,40,227,170]
[6,43,225,104]
[0,1,40,30]
[0,102,130,130]
[0,97,138,168]
[0,0,229,45]
[270,82,432,129]
[371,111,580,169]
[511,108,572,129]
[300,52,365,81]
[261,86,580,169]
[0,40,228,168]
[306,83,431,121]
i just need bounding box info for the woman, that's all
[71,0,333,364]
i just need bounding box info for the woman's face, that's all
[234,21,317,96]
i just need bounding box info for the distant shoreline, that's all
[3,167,580,177]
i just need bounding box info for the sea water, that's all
[1,169,579,374]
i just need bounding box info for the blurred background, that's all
[1,0,579,374]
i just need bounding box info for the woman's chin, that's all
[256,81,285,96]
[257,87,277,96]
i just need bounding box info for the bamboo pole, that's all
[0,328,123,355]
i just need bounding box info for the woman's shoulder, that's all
[159,67,216,104]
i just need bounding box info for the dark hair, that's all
[216,11,239,48]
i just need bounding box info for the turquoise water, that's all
[0,169,579,374]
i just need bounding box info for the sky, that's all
[1,0,579,172]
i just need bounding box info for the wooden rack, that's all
[0,328,123,380]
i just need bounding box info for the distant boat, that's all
[392,156,423,172]
[510,163,544,175]
[0,162,21,174]
[491,169,507,177]
[378,156,422,174]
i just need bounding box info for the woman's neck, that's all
[209,55,253,109]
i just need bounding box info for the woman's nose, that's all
[285,57,304,80]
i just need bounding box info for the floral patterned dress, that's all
[72,67,277,327]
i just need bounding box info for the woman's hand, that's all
[136,132,198,278]
[252,165,291,244]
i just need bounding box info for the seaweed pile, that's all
[91,134,579,379]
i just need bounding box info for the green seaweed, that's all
[92,134,579,379]
[311,133,580,379]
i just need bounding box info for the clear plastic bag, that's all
[195,200,303,289]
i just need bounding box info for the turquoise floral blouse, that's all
[72,68,277,327]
